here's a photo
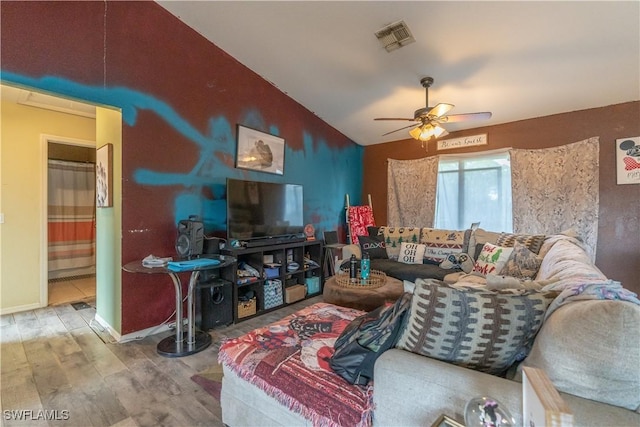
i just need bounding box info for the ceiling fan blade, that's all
[427,103,454,118]
[381,123,419,136]
[374,117,416,121]
[442,111,492,123]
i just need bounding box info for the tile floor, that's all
[48,275,96,306]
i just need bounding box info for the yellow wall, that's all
[0,97,96,313]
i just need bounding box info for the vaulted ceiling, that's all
[157,1,639,146]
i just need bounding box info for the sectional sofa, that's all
[218,228,640,426]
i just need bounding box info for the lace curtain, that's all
[387,157,439,227]
[509,137,600,259]
[386,137,600,259]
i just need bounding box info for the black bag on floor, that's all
[329,292,412,385]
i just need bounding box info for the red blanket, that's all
[219,303,372,427]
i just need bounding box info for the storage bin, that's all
[264,267,280,279]
[285,284,307,303]
[237,297,257,318]
[264,279,284,309]
[305,276,320,294]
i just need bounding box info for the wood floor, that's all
[0,296,322,427]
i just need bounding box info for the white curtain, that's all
[48,160,96,279]
[509,137,600,259]
[387,157,439,227]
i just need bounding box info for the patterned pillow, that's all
[420,228,466,264]
[496,232,546,255]
[439,252,474,273]
[472,243,513,276]
[379,227,421,260]
[398,242,426,264]
[500,241,543,279]
[358,235,388,259]
[397,279,555,374]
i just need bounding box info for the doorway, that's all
[43,137,97,306]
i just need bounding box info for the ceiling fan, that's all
[374,77,492,147]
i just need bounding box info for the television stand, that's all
[222,239,323,323]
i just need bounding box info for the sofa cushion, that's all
[398,242,426,264]
[358,235,388,259]
[419,228,467,264]
[397,278,554,374]
[378,227,422,260]
[499,241,543,279]
[520,300,640,411]
[468,228,501,258]
[472,243,513,276]
[369,259,452,283]
[496,232,546,254]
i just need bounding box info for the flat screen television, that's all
[227,178,304,243]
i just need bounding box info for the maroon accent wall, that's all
[2,1,361,334]
[363,101,640,293]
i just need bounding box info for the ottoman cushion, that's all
[323,276,404,311]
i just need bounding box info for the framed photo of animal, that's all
[236,125,285,175]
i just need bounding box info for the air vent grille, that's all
[374,20,415,52]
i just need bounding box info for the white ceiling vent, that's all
[374,20,415,52]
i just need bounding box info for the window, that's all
[435,151,512,232]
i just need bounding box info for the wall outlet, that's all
[0,213,4,224]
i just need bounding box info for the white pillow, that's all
[472,243,513,276]
[398,242,426,264]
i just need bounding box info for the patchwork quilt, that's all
[219,303,373,427]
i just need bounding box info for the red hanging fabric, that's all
[347,205,375,245]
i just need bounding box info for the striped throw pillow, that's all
[396,279,555,374]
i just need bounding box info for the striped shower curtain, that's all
[48,159,96,279]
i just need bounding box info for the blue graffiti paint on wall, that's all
[2,72,363,235]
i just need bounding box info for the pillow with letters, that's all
[420,228,466,264]
[472,243,513,276]
[398,242,427,264]
[358,235,388,259]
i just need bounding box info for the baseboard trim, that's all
[0,302,42,315]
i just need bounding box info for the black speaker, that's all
[196,274,233,330]
[175,216,204,259]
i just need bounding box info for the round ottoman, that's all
[322,275,404,311]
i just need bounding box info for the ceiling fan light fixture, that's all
[408,126,423,140]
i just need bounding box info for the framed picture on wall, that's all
[236,125,285,175]
[96,143,113,207]
[616,137,640,185]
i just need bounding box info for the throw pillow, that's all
[420,228,466,264]
[358,235,388,260]
[379,227,421,260]
[439,252,474,273]
[472,243,513,276]
[396,278,555,374]
[398,242,426,264]
[499,241,543,279]
[496,232,546,255]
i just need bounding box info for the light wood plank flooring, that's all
[1,296,322,427]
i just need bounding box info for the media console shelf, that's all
[222,240,323,322]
